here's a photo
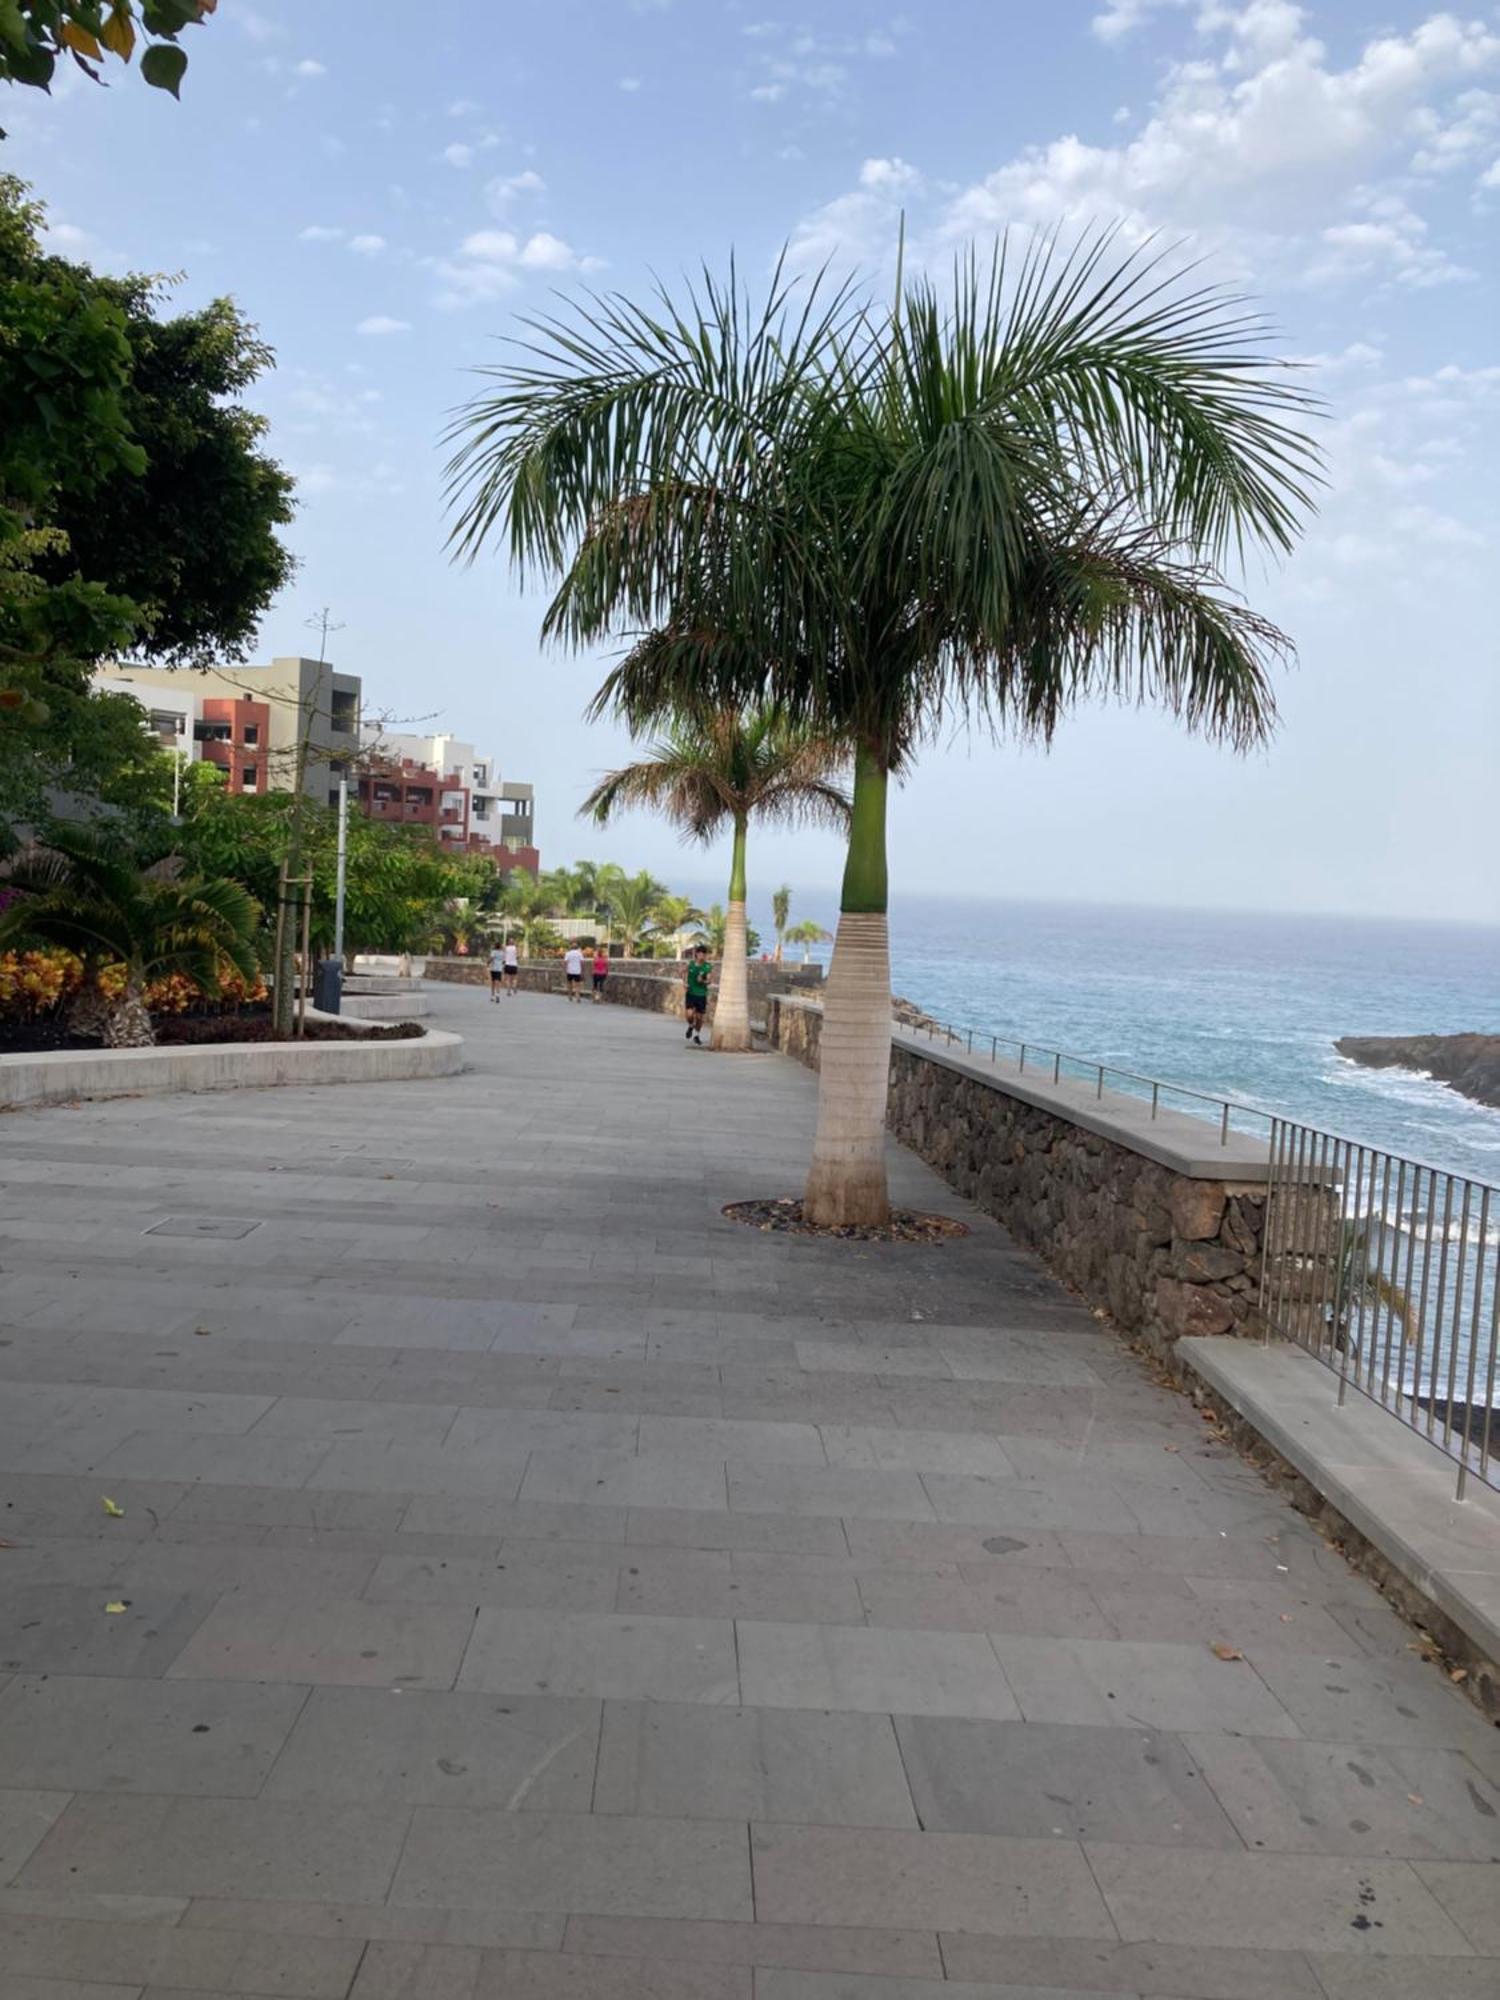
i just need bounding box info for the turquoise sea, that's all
[748,893,1500,1185]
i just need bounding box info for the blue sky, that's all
[9,0,1498,924]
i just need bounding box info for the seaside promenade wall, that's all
[426,956,823,1025]
[767,992,1271,1361]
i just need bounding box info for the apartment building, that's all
[101,657,362,801]
[361,727,539,870]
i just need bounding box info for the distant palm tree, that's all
[772,885,792,964]
[648,892,704,956]
[0,827,260,1048]
[581,702,848,1050]
[784,918,832,964]
[597,869,663,955]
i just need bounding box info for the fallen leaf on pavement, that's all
[101,1497,125,1518]
[1210,1643,1244,1662]
[104,1601,128,1615]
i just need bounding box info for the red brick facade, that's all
[199,697,270,796]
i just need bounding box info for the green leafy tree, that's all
[446,236,1317,1221]
[0,823,259,1047]
[581,703,848,1050]
[0,3,214,122]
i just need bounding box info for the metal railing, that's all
[1259,1118,1499,1498]
[889,1006,1499,1495]
[897,1010,1274,1147]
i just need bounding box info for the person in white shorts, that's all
[563,944,584,1002]
[502,940,519,995]
[487,944,505,1002]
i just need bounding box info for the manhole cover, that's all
[144,1217,263,1240]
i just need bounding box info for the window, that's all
[241,765,259,792]
[242,725,259,746]
[148,709,185,741]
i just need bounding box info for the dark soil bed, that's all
[722,1197,969,1243]
[0,1008,425,1054]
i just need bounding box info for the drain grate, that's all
[144,1216,263,1240]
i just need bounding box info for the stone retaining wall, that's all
[426,960,700,1020]
[425,955,818,1020]
[768,994,1269,1360]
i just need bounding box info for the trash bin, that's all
[313,957,343,1014]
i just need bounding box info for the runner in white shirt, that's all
[563,945,584,1002]
[487,945,505,1003]
[502,940,519,996]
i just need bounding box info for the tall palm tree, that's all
[772,884,792,964]
[580,703,849,1051]
[447,235,1317,1218]
[0,826,260,1047]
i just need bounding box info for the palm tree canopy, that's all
[445,232,1320,766]
[581,702,850,843]
[0,826,260,994]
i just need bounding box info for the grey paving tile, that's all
[858,1567,1113,1637]
[939,1933,1326,1999]
[991,1636,1300,1735]
[1188,1734,1500,1860]
[593,1702,915,1826]
[90,1433,333,1488]
[816,1427,1014,1475]
[391,1810,752,1919]
[444,1410,640,1454]
[1086,1841,1475,1953]
[750,1822,1113,1936]
[736,1622,1016,1718]
[751,1977,1097,2000]
[520,1453,729,1513]
[624,1510,848,1558]
[0,1676,306,1796]
[558,1916,942,1980]
[261,1686,598,1808]
[400,1498,629,1544]
[0,1976,142,2000]
[176,1898,563,1950]
[0,1913,363,1995]
[1244,1650,1500,1761]
[636,1418,825,1466]
[726,1465,935,1523]
[1412,1860,1500,1951]
[249,1396,459,1441]
[457,1610,740,1704]
[842,1520,1073,1570]
[475,1948,747,2000]
[0,1794,69,1888]
[305,1442,531,1499]
[166,1596,475,1689]
[364,1552,619,1613]
[0,1585,217,1680]
[894,1715,1239,1846]
[615,1562,862,1624]
[1311,1952,1500,1998]
[1088,1577,1352,1651]
[348,1940,483,1999]
[15,1796,410,1904]
[168,1485,412,1533]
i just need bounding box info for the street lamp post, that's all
[333,775,348,965]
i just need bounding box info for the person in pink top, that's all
[591,948,609,1002]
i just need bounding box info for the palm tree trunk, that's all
[804,745,891,1226]
[714,813,753,1052]
[102,977,155,1049]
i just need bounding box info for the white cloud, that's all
[433,227,601,308]
[295,58,326,78]
[1091,0,1189,42]
[859,157,922,193]
[619,75,643,91]
[443,143,475,169]
[448,97,480,118]
[750,83,786,103]
[793,6,1500,291]
[44,219,92,252]
[349,235,386,257]
[355,316,411,336]
[486,169,546,210]
[299,224,343,243]
[1480,156,1500,189]
[235,6,283,42]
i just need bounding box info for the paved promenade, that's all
[1,984,1497,2000]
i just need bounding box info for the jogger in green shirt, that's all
[684,944,712,1046]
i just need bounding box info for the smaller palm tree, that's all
[772,885,792,964]
[784,918,832,964]
[582,699,849,1051]
[647,892,704,957]
[599,870,664,955]
[0,827,261,1048]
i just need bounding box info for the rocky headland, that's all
[1334,1033,1500,1111]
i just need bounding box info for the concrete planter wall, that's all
[768,993,1271,1360]
[0,1027,463,1112]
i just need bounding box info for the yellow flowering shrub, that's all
[0,950,266,1022]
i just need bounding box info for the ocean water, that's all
[760,894,1500,1184]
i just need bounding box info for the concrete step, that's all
[341,991,431,1021]
[342,976,425,995]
